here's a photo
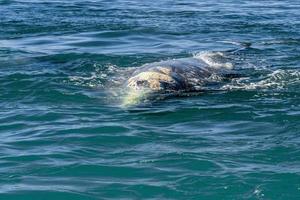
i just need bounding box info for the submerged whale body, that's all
[122,57,236,106]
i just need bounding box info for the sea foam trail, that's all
[222,69,300,90]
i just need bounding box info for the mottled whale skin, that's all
[123,57,234,106]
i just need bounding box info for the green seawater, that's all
[0,0,300,199]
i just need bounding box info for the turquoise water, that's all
[1,0,300,199]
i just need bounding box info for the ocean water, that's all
[1,0,300,199]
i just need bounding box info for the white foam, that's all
[67,64,125,88]
[221,69,300,90]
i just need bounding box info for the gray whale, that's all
[122,57,236,106]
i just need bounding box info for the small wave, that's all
[193,51,234,70]
[261,38,300,45]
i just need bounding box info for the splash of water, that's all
[194,51,234,70]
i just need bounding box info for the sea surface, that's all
[1,0,300,199]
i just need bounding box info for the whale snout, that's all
[122,69,179,107]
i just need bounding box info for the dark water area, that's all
[1,0,300,199]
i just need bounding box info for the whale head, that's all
[122,67,180,107]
